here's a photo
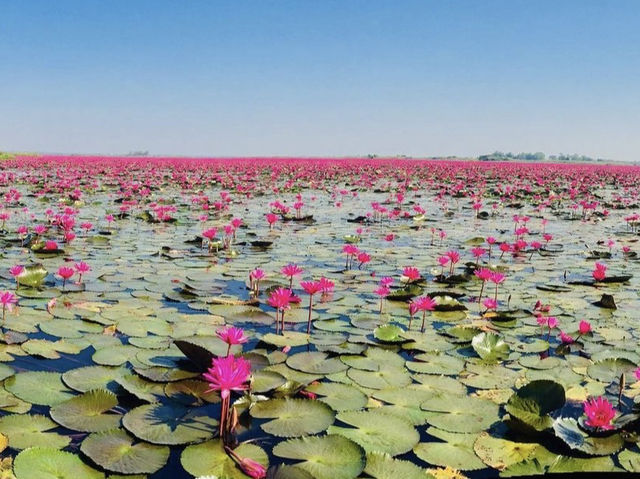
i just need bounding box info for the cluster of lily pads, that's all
[1,155,640,478]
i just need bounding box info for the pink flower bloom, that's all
[474,268,492,281]
[9,265,24,278]
[202,228,217,241]
[374,286,390,297]
[216,326,249,346]
[592,262,607,282]
[342,244,359,256]
[57,266,75,280]
[268,287,293,310]
[402,266,420,282]
[250,268,265,280]
[486,236,497,245]
[489,272,506,284]
[74,261,91,274]
[438,256,449,267]
[357,252,371,266]
[635,367,640,382]
[471,247,486,259]
[559,331,574,344]
[231,217,243,229]
[238,457,267,479]
[483,298,497,310]
[409,301,420,316]
[317,277,335,293]
[0,291,17,309]
[44,240,58,250]
[579,320,592,335]
[384,234,395,241]
[301,281,322,295]
[547,316,558,329]
[415,296,437,311]
[583,396,616,430]
[281,264,304,278]
[379,276,394,287]
[445,250,460,264]
[203,355,251,399]
[266,213,278,226]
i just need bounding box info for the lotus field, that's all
[3,155,640,478]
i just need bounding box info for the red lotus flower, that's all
[579,320,592,335]
[216,326,249,355]
[402,266,420,282]
[583,396,616,430]
[592,262,607,282]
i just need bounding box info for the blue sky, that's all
[1,0,639,160]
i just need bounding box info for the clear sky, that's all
[1,0,639,160]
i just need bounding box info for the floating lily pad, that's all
[4,371,75,406]
[50,389,120,432]
[13,447,105,479]
[249,398,335,437]
[286,351,348,375]
[272,435,365,479]
[122,402,217,445]
[181,439,268,479]
[328,409,419,455]
[0,414,70,450]
[81,428,170,474]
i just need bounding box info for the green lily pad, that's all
[181,439,268,479]
[62,365,126,393]
[122,402,218,445]
[587,358,637,383]
[306,381,368,411]
[471,332,510,362]
[4,371,75,406]
[249,398,335,437]
[50,389,120,432]
[272,435,365,479]
[413,428,485,471]
[505,380,565,431]
[16,264,48,288]
[374,324,406,343]
[286,351,348,375]
[473,432,554,469]
[365,451,434,479]
[0,414,70,450]
[328,409,419,455]
[553,417,624,456]
[80,428,170,474]
[14,447,105,479]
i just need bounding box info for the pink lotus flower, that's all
[474,268,492,281]
[266,213,278,229]
[204,355,251,440]
[217,326,248,356]
[0,291,17,321]
[379,276,394,287]
[238,457,267,479]
[268,287,293,333]
[74,261,91,283]
[357,252,371,268]
[281,264,303,288]
[559,331,574,344]
[384,234,395,241]
[317,277,335,294]
[583,396,616,430]
[579,320,592,335]
[300,280,322,333]
[483,297,497,310]
[635,367,640,382]
[57,266,74,288]
[547,316,558,329]
[44,240,58,250]
[402,266,420,283]
[592,262,607,282]
[9,264,24,282]
[249,268,265,295]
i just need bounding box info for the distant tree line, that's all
[478,151,606,162]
